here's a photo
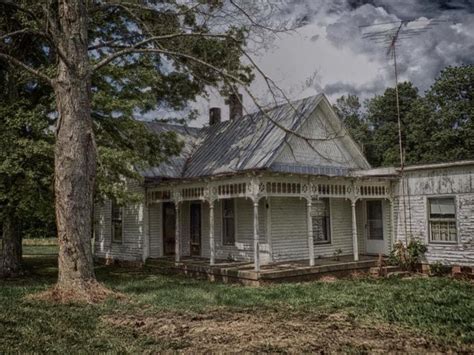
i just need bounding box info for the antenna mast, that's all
[360,18,448,243]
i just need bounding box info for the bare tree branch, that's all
[92,32,238,71]
[0,52,52,85]
[228,0,293,35]
[0,29,30,41]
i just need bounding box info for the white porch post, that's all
[351,200,359,261]
[253,200,260,272]
[175,202,180,263]
[209,201,215,266]
[307,199,315,266]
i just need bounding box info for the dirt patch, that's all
[103,309,468,352]
[28,280,125,304]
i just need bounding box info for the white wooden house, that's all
[93,94,474,271]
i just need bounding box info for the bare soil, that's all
[28,280,124,304]
[103,308,470,352]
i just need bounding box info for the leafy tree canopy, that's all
[337,65,473,167]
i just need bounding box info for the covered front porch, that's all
[146,173,394,271]
[147,255,380,285]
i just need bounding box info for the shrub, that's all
[430,261,451,276]
[388,240,427,271]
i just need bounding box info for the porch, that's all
[146,174,395,271]
[147,255,380,286]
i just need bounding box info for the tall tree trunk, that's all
[52,0,98,296]
[1,214,22,278]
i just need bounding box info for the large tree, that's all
[333,94,369,155]
[0,0,258,301]
[0,11,55,276]
[425,65,474,162]
[364,82,421,167]
[0,69,55,277]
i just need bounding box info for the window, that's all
[111,200,123,243]
[222,199,235,245]
[428,197,457,243]
[312,198,331,244]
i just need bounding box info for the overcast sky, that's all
[183,0,474,126]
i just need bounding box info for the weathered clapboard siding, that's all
[394,165,474,265]
[199,198,269,262]
[94,201,111,258]
[94,183,146,262]
[148,203,162,258]
[271,197,308,261]
[315,198,354,258]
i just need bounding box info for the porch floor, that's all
[147,255,380,285]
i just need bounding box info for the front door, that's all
[162,202,176,256]
[190,203,201,256]
[366,200,385,254]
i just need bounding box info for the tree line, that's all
[334,65,473,167]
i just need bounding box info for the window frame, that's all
[312,198,332,245]
[426,196,458,245]
[221,198,236,246]
[111,200,124,244]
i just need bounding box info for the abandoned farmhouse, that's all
[93,94,474,279]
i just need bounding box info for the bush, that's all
[430,261,451,276]
[388,240,427,271]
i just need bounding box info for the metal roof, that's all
[142,94,355,180]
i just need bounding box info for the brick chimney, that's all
[209,107,221,126]
[228,93,243,121]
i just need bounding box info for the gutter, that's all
[398,160,474,172]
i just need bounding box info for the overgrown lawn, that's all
[1,254,472,352]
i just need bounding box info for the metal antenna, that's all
[360,18,450,243]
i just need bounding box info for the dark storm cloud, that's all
[323,78,387,97]
[323,0,474,97]
[347,0,474,18]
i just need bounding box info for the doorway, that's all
[190,203,202,256]
[162,202,176,256]
[366,200,385,254]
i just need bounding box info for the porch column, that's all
[209,201,215,266]
[307,199,315,266]
[175,203,180,263]
[351,200,359,261]
[253,200,260,272]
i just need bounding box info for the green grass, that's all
[23,244,58,255]
[22,238,57,255]
[1,250,473,352]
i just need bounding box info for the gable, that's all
[270,95,370,173]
